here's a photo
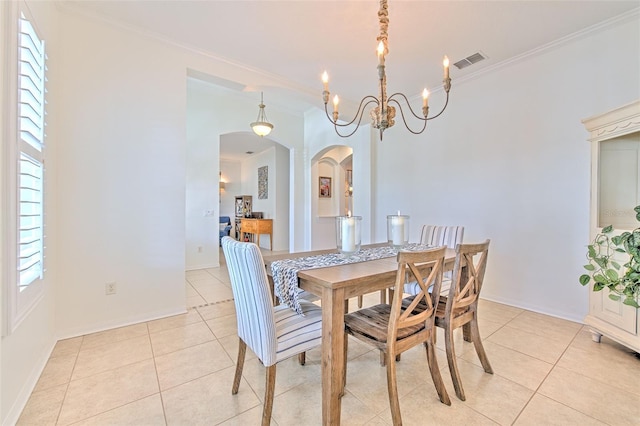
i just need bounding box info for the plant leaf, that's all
[605,269,619,281]
[594,282,605,291]
[583,264,595,271]
[608,293,621,301]
[623,298,640,308]
[594,257,608,269]
[579,274,591,286]
[602,225,614,233]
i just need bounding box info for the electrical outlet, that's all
[105,282,117,295]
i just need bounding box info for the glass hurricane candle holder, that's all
[387,214,410,248]
[336,215,362,255]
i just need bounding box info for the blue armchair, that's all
[219,216,232,246]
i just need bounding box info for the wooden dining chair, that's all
[343,247,451,425]
[435,239,492,401]
[221,237,323,425]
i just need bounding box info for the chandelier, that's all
[321,0,452,140]
[250,92,274,137]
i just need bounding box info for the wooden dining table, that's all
[263,244,459,425]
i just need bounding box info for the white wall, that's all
[54,10,188,337]
[373,17,640,322]
[274,143,291,251]
[1,1,59,422]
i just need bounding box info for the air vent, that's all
[453,52,487,70]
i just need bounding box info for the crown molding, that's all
[451,7,640,89]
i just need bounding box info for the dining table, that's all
[263,243,460,425]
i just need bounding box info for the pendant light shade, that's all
[251,92,274,137]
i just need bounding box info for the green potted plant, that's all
[580,205,640,308]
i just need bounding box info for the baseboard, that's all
[56,305,187,341]
[480,295,585,324]
[185,262,219,271]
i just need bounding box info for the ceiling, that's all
[59,0,640,158]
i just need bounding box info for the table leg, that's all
[321,287,346,426]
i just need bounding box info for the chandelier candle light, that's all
[387,211,409,248]
[321,0,451,140]
[336,211,362,255]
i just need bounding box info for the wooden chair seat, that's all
[345,304,426,344]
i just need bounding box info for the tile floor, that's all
[17,252,640,425]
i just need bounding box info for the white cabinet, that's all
[582,100,640,352]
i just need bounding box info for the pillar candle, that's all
[341,216,356,252]
[390,215,405,246]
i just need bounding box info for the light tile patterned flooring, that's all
[18,253,640,425]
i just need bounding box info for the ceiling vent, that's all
[453,52,487,70]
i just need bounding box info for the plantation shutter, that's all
[18,12,46,289]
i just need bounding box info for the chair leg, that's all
[444,325,466,401]
[469,318,493,374]
[385,351,402,426]
[425,338,451,405]
[462,323,472,342]
[232,338,247,394]
[262,365,276,426]
[298,352,306,366]
[341,333,348,397]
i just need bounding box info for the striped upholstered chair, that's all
[404,225,464,296]
[221,237,322,426]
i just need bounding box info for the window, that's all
[3,5,47,333]
[18,12,46,289]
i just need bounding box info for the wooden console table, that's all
[240,218,273,251]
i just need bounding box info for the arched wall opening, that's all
[309,145,353,250]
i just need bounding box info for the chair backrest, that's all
[220,216,232,226]
[445,240,490,316]
[420,225,464,281]
[420,225,464,248]
[221,236,278,365]
[389,247,446,341]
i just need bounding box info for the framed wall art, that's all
[258,166,268,199]
[319,176,332,198]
